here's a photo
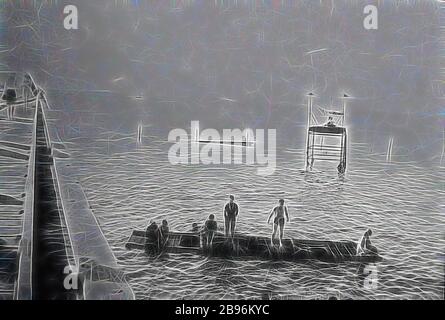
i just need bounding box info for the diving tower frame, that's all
[305,93,348,174]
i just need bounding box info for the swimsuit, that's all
[273,216,285,225]
[273,206,286,225]
[225,202,238,217]
[205,220,217,231]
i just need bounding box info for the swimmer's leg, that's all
[207,231,214,247]
[279,219,285,247]
[271,223,278,246]
[224,217,230,237]
[230,218,236,237]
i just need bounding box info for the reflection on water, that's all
[47,110,445,300]
[356,263,378,291]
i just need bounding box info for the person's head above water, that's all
[162,219,168,226]
[229,195,235,202]
[208,214,215,220]
[147,221,158,231]
[279,199,285,205]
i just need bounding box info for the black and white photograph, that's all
[0,0,443,309]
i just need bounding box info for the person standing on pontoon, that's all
[223,195,239,238]
[267,199,290,247]
[203,214,218,248]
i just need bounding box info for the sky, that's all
[1,0,443,163]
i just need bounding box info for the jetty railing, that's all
[14,92,38,300]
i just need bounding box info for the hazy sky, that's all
[1,0,443,162]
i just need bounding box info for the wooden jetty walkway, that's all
[0,72,134,300]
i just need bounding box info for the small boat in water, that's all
[125,229,382,263]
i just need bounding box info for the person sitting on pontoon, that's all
[145,221,160,255]
[158,220,170,250]
[267,199,290,247]
[191,223,200,233]
[203,214,218,247]
[356,229,378,256]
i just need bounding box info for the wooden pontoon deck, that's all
[126,230,382,263]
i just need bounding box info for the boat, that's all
[125,229,382,263]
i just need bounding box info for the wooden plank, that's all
[54,158,135,300]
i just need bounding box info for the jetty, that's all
[0,72,134,300]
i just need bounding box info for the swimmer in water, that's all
[267,199,290,247]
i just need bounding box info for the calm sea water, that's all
[46,110,445,300]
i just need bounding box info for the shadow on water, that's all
[356,263,379,290]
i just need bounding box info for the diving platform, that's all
[305,93,348,174]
